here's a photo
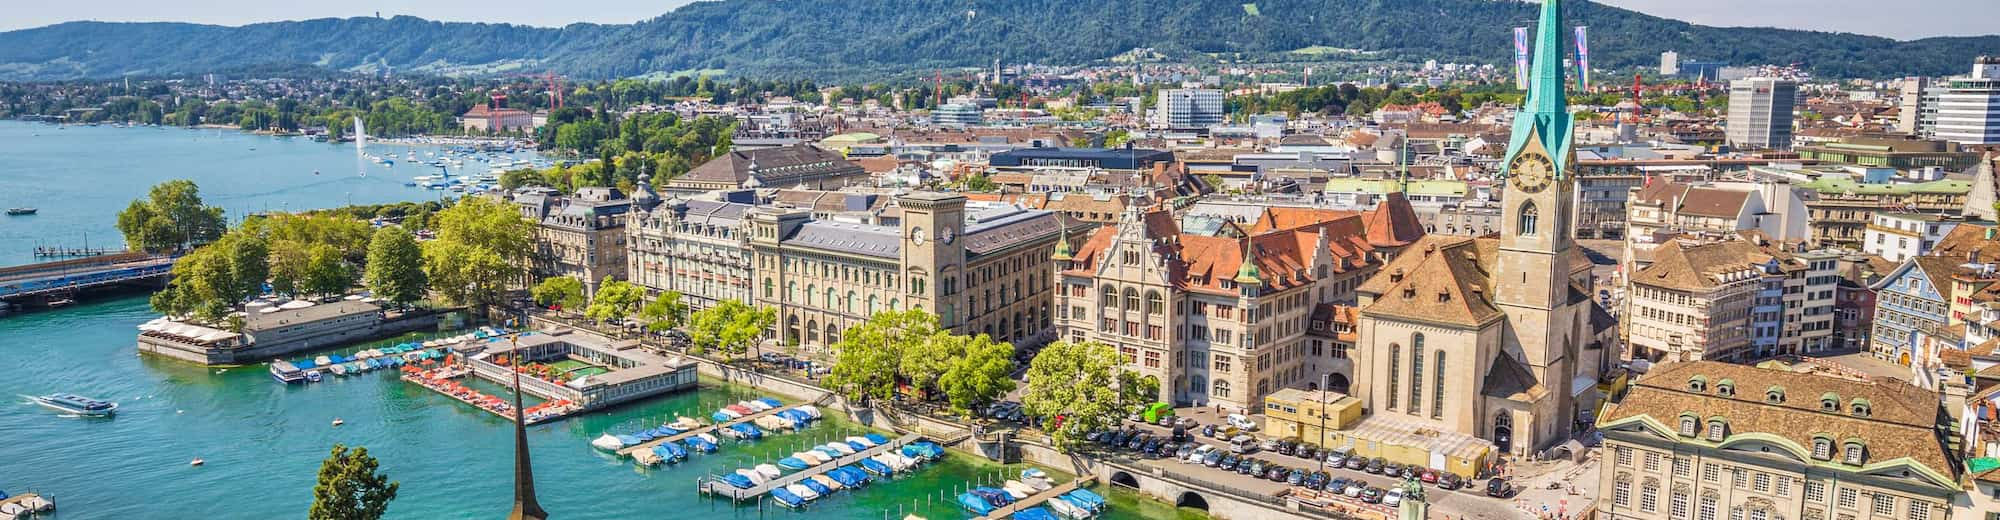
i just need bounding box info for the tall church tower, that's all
[1495,0,1578,377]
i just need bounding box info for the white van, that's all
[1228,434,1259,454]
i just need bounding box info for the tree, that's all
[1116,370,1162,410]
[304,244,353,298]
[421,197,532,314]
[362,226,427,306]
[585,279,645,323]
[685,300,775,358]
[420,241,514,312]
[937,334,1018,414]
[822,310,944,401]
[309,444,398,520]
[531,276,585,314]
[116,179,227,253]
[637,291,688,333]
[1019,340,1124,450]
[1202,174,1226,192]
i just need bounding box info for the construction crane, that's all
[544,72,566,109]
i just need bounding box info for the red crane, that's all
[934,70,945,108]
[544,72,565,109]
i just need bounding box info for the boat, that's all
[653,442,687,463]
[1063,489,1106,512]
[1022,468,1049,480]
[793,451,825,465]
[957,492,997,515]
[741,400,772,412]
[633,449,664,466]
[685,434,719,452]
[305,371,323,383]
[859,457,893,476]
[846,436,877,448]
[190,458,205,466]
[863,433,890,445]
[753,415,791,431]
[785,483,819,501]
[1013,507,1060,520]
[6,208,36,216]
[669,416,704,430]
[331,418,345,427]
[31,393,117,416]
[825,442,858,456]
[724,404,754,416]
[592,434,628,451]
[827,466,870,488]
[1003,480,1036,499]
[970,488,1013,507]
[799,477,832,496]
[776,457,810,471]
[813,446,844,461]
[755,464,784,480]
[1047,497,1088,519]
[270,360,306,384]
[768,487,805,508]
[721,473,756,489]
[1022,475,1053,492]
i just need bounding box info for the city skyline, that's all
[2,0,1994,41]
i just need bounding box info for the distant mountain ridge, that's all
[1,0,1993,81]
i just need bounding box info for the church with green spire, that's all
[1349,0,1609,462]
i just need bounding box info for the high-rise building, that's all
[1897,77,1932,135]
[1659,51,1679,76]
[1930,56,2000,145]
[932,102,983,127]
[1151,89,1225,130]
[1725,78,1798,151]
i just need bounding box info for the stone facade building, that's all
[516,186,632,295]
[663,144,867,193]
[1596,361,1960,520]
[624,182,756,311]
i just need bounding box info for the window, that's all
[1410,334,1425,416]
[1838,488,1857,510]
[1776,476,1792,497]
[1613,478,1631,507]
[1805,481,1825,503]
[1708,420,1726,441]
[1680,416,1699,436]
[1702,464,1719,482]
[1616,447,1633,466]
[1673,457,1691,477]
[1432,351,1446,419]
[1700,494,1718,520]
[1387,344,1401,410]
[1519,202,1540,236]
[1671,491,1690,518]
[1813,438,1833,460]
[1213,379,1231,398]
[1146,291,1163,316]
[1844,443,1864,465]
[1733,468,1747,489]
[1640,482,1659,513]
[1872,494,1895,516]
[1753,473,1770,492]
[1910,501,1931,520]
[1123,288,1139,312]
[1214,355,1232,373]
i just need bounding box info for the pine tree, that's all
[309,444,398,520]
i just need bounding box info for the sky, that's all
[0,0,1993,40]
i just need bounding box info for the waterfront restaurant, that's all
[463,329,697,410]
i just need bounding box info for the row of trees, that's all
[822,311,1018,415]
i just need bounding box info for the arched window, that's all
[1432,351,1446,419]
[1101,284,1117,308]
[788,281,799,302]
[867,295,879,314]
[1707,420,1726,441]
[1213,379,1231,398]
[825,288,836,310]
[1256,378,1269,396]
[846,291,856,313]
[1124,288,1140,312]
[1821,392,1841,412]
[1765,386,1785,404]
[1518,202,1540,236]
[1811,437,1833,460]
[1849,399,1872,418]
[1716,379,1735,397]
[889,299,900,311]
[1688,375,1707,392]
[1410,333,1426,416]
[764,278,774,298]
[826,323,840,345]
[1146,291,1164,316]
[806,319,820,343]
[1387,344,1401,410]
[806,284,818,305]
[1679,415,1699,437]
[1843,442,1865,464]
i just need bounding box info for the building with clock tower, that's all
[1348,0,1611,459]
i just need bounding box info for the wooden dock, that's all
[616,403,795,458]
[975,475,1097,520]
[700,432,923,501]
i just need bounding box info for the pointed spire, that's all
[506,327,548,520]
[1525,0,1568,116]
[1397,135,1411,194]
[1967,152,1998,222]
[1233,239,1263,285]
[1051,224,1074,261]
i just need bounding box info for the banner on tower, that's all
[1574,26,1591,91]
[1513,27,1530,90]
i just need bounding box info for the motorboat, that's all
[741,400,772,412]
[1003,480,1036,499]
[825,442,858,456]
[1047,497,1088,519]
[859,457,893,476]
[785,483,819,501]
[969,488,1013,507]
[721,473,756,489]
[6,208,37,216]
[793,451,826,465]
[329,364,348,376]
[776,457,810,471]
[669,416,704,430]
[305,371,323,383]
[591,434,627,451]
[1013,507,1060,520]
[754,464,783,479]
[632,449,664,467]
[798,476,832,496]
[270,360,306,384]
[864,433,890,445]
[685,435,718,453]
[653,442,687,463]
[813,446,844,461]
[734,468,767,486]
[846,436,877,448]
[768,486,805,508]
[32,393,117,416]
[753,415,791,431]
[1063,489,1106,512]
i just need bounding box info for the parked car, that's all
[1342,482,1366,497]
[1171,424,1190,442]
[1360,487,1385,504]
[1325,448,1350,467]
[1295,444,1319,461]
[1303,471,1328,491]
[1241,459,1262,475]
[1266,465,1289,482]
[1259,438,1284,452]
[1156,414,1177,427]
[1437,473,1464,491]
[1365,458,1385,474]
[1343,456,1367,471]
[1125,433,1151,451]
[1218,454,1241,471]
[1485,478,1515,498]
[1173,417,1198,429]
[1419,469,1440,484]
[1141,438,1165,456]
[1175,443,1197,460]
[1226,413,1259,431]
[1286,469,1306,486]
[1228,435,1259,454]
[1382,463,1403,478]
[1383,488,1406,507]
[1188,444,1216,464]
[1202,450,1224,467]
[1201,424,1218,438]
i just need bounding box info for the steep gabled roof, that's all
[1357,235,1502,328]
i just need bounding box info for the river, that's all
[0,122,1208,519]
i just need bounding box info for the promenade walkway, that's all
[974,475,1097,520]
[699,433,922,501]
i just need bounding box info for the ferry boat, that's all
[32,393,118,416]
[270,360,307,384]
[6,207,36,216]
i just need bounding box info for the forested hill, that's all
[1,0,1993,81]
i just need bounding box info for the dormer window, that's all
[1715,379,1735,397]
[1679,415,1699,437]
[1842,441,1865,465]
[1849,399,1872,418]
[1688,376,1708,392]
[1821,392,1841,412]
[1765,386,1785,404]
[1811,437,1833,460]
[1706,419,1727,441]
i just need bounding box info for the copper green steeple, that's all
[1501,0,1576,179]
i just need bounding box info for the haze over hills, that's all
[0,0,1993,81]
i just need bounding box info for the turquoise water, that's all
[0,121,1206,518]
[0,120,536,267]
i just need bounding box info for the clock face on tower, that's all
[939,226,956,245]
[910,226,927,245]
[1508,153,1553,194]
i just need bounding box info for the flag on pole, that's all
[1513,27,1531,90]
[1574,26,1591,91]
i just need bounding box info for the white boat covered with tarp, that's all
[591,434,626,451]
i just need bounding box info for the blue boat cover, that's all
[1064,488,1106,509]
[957,492,996,515]
[728,423,763,439]
[710,412,733,423]
[827,467,868,487]
[799,478,830,495]
[864,433,890,445]
[971,488,1012,507]
[1013,507,1057,520]
[860,458,892,475]
[846,441,870,452]
[294,360,317,369]
[813,446,843,460]
[776,457,809,470]
[685,437,718,452]
[769,487,804,507]
[721,474,755,489]
[756,397,784,408]
[616,435,642,446]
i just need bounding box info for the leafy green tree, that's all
[362,226,426,306]
[1116,370,1162,411]
[585,279,645,323]
[1019,340,1124,450]
[430,196,533,266]
[685,299,775,358]
[531,276,585,314]
[116,179,227,253]
[962,174,997,192]
[304,244,353,298]
[638,291,688,333]
[421,197,532,314]
[1202,174,1226,192]
[937,334,1018,414]
[309,444,399,520]
[269,245,311,297]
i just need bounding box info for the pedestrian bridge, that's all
[0,253,175,300]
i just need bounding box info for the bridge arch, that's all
[1109,470,1140,488]
[1174,491,1210,510]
